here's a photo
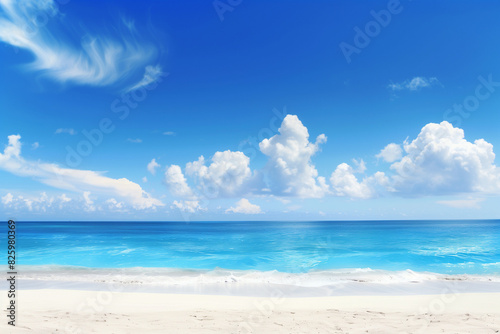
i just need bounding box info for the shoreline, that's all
[3,267,500,332]
[2,290,499,333]
[4,265,500,297]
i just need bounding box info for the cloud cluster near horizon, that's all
[0,0,162,90]
[0,134,163,210]
[163,115,500,212]
[2,116,499,215]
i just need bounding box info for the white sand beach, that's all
[2,290,500,333]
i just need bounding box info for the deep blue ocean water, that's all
[9,220,500,275]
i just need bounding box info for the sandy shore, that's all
[1,290,500,333]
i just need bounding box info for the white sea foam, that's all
[13,263,500,287]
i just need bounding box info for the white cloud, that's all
[163,131,176,136]
[20,196,33,211]
[2,192,56,212]
[165,165,196,198]
[155,116,500,206]
[2,192,13,205]
[106,198,124,210]
[0,0,158,88]
[330,161,391,199]
[389,121,500,195]
[226,198,262,214]
[330,163,374,199]
[126,65,164,92]
[376,143,403,163]
[59,194,71,203]
[352,158,367,173]
[142,176,148,183]
[1,134,21,158]
[55,128,76,135]
[83,191,95,211]
[0,134,163,209]
[171,200,203,213]
[437,198,484,209]
[186,150,253,197]
[127,138,142,143]
[388,77,440,92]
[2,191,137,212]
[58,193,71,209]
[32,142,40,150]
[147,158,160,175]
[259,115,328,198]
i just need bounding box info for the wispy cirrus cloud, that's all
[0,134,163,209]
[163,131,176,136]
[127,138,142,143]
[55,128,76,135]
[0,0,160,89]
[125,65,165,92]
[388,77,440,92]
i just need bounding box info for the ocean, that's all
[6,220,500,295]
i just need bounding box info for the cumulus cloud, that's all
[388,77,440,92]
[0,0,158,89]
[0,134,163,209]
[58,193,71,209]
[147,158,160,175]
[259,115,328,198]
[171,200,203,213]
[329,163,388,199]
[376,143,403,163]
[352,158,367,173]
[82,191,95,212]
[330,163,370,198]
[389,121,500,195]
[165,165,196,198]
[106,198,124,210]
[186,150,253,197]
[59,193,71,202]
[2,192,13,205]
[226,198,262,214]
[1,191,56,212]
[160,116,499,205]
[1,191,129,212]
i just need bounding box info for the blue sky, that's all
[1,0,499,220]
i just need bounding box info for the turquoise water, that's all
[12,220,500,275]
